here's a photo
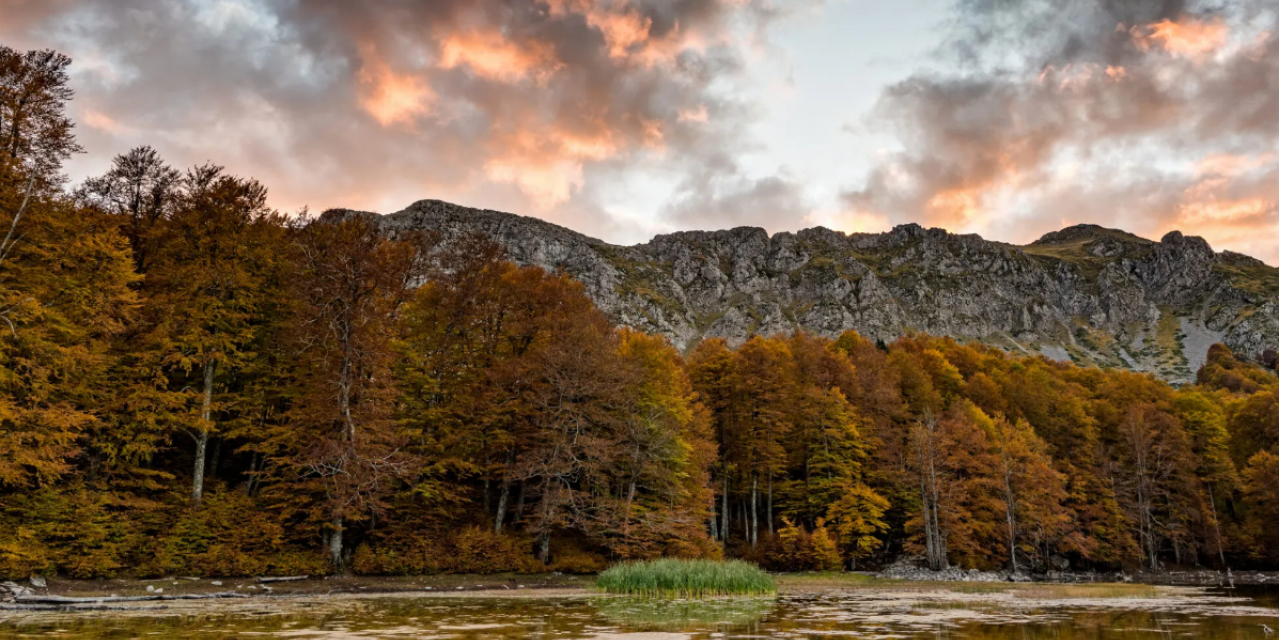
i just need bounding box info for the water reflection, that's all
[594,596,775,631]
[0,585,1274,639]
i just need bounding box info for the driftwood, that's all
[1,603,171,612]
[255,575,309,583]
[14,591,250,605]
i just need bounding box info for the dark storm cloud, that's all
[0,0,800,239]
[842,0,1278,261]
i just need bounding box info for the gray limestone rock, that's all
[321,201,1279,383]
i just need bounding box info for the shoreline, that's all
[3,569,1274,606]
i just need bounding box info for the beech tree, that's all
[0,196,136,488]
[731,337,791,548]
[274,214,426,569]
[982,413,1074,572]
[0,46,135,489]
[513,297,635,562]
[1171,389,1237,566]
[1112,404,1195,570]
[1239,450,1278,562]
[906,411,947,570]
[0,46,80,191]
[687,338,742,545]
[146,164,283,503]
[77,146,182,274]
[607,329,715,557]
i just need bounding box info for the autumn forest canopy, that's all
[0,45,1276,580]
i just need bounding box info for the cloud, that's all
[3,0,1273,263]
[1132,15,1228,59]
[841,0,1278,263]
[662,163,812,232]
[0,0,799,237]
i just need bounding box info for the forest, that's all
[0,45,1276,580]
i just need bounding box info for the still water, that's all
[0,585,1275,639]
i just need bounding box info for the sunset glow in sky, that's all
[2,0,1276,263]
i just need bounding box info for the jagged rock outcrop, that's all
[323,200,1279,383]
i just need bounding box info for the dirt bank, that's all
[3,568,1273,608]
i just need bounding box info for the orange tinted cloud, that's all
[82,108,128,134]
[1132,15,1229,58]
[677,104,708,122]
[925,188,986,229]
[546,0,706,67]
[1177,153,1277,228]
[589,7,653,59]
[1037,63,1128,90]
[439,30,560,83]
[545,0,652,60]
[356,45,433,126]
[1194,152,1276,178]
[484,128,621,208]
[824,208,890,235]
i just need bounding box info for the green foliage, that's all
[1212,254,1279,301]
[596,558,775,597]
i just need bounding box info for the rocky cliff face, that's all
[324,199,1279,384]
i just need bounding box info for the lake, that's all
[0,583,1275,639]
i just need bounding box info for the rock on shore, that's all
[876,557,1279,585]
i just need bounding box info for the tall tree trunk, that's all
[1002,469,1018,573]
[208,437,222,480]
[514,481,526,522]
[721,473,730,545]
[338,352,356,444]
[931,447,946,569]
[915,423,935,570]
[329,515,344,570]
[916,419,948,572]
[494,479,511,534]
[750,474,758,547]
[331,346,355,571]
[624,475,637,536]
[538,532,551,564]
[494,451,516,533]
[192,359,215,503]
[243,453,257,495]
[1208,484,1227,569]
[767,473,774,536]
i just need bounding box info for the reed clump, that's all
[596,558,776,597]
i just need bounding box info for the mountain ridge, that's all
[323,199,1278,383]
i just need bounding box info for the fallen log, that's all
[255,575,309,583]
[1,603,170,611]
[14,591,250,605]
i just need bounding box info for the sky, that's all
[1,0,1276,264]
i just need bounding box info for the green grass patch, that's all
[596,559,776,597]
[1214,259,1279,300]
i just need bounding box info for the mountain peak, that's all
[348,199,1277,383]
[1031,224,1152,246]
